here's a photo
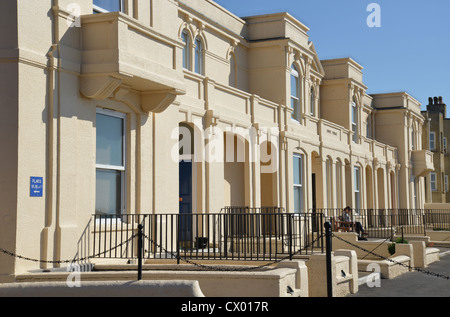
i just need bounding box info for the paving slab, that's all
[349,250,450,297]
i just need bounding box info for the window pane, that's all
[294,186,303,214]
[291,98,300,120]
[182,31,191,70]
[352,103,358,142]
[293,155,301,185]
[195,38,203,75]
[354,192,360,210]
[293,155,303,214]
[96,169,122,216]
[96,113,124,166]
[354,167,360,190]
[94,0,121,12]
[354,167,360,210]
[291,74,298,98]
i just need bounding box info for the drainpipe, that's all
[53,0,62,268]
[42,43,57,269]
[42,0,62,268]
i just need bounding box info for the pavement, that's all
[348,249,450,297]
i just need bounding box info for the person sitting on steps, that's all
[341,206,367,240]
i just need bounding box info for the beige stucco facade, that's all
[0,0,434,279]
[421,97,450,204]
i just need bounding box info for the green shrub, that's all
[387,237,409,256]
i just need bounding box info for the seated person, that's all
[340,206,367,240]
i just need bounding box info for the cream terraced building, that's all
[0,0,434,278]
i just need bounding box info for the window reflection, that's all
[93,0,123,13]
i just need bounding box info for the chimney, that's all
[427,96,446,117]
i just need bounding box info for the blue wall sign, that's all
[30,177,43,197]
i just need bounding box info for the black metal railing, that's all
[91,212,324,262]
[221,206,285,214]
[315,208,450,239]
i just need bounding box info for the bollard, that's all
[137,224,143,281]
[324,222,333,297]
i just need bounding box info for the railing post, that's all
[288,214,293,261]
[325,221,333,298]
[224,214,228,258]
[137,224,143,281]
[423,211,427,237]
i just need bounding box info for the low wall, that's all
[12,261,308,297]
[332,232,415,279]
[0,280,205,297]
[307,250,358,297]
[426,231,450,243]
[392,235,441,267]
[358,255,411,279]
[332,233,392,259]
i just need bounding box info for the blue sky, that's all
[214,0,450,112]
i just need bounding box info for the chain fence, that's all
[1,232,450,279]
[333,233,450,280]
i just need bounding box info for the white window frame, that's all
[95,108,127,217]
[430,132,436,150]
[444,137,447,154]
[354,166,361,211]
[351,101,358,143]
[93,0,125,13]
[181,30,191,71]
[310,86,315,116]
[430,172,437,191]
[445,175,449,192]
[290,65,300,122]
[293,154,304,214]
[194,37,204,75]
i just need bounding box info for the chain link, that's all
[143,233,324,272]
[2,231,449,280]
[0,234,137,265]
[333,233,450,280]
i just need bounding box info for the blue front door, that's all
[179,160,192,242]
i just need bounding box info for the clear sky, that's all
[214,0,450,112]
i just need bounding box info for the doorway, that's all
[179,160,192,243]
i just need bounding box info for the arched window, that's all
[181,30,191,70]
[351,97,358,143]
[354,166,361,211]
[194,37,204,75]
[290,64,300,121]
[310,86,315,116]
